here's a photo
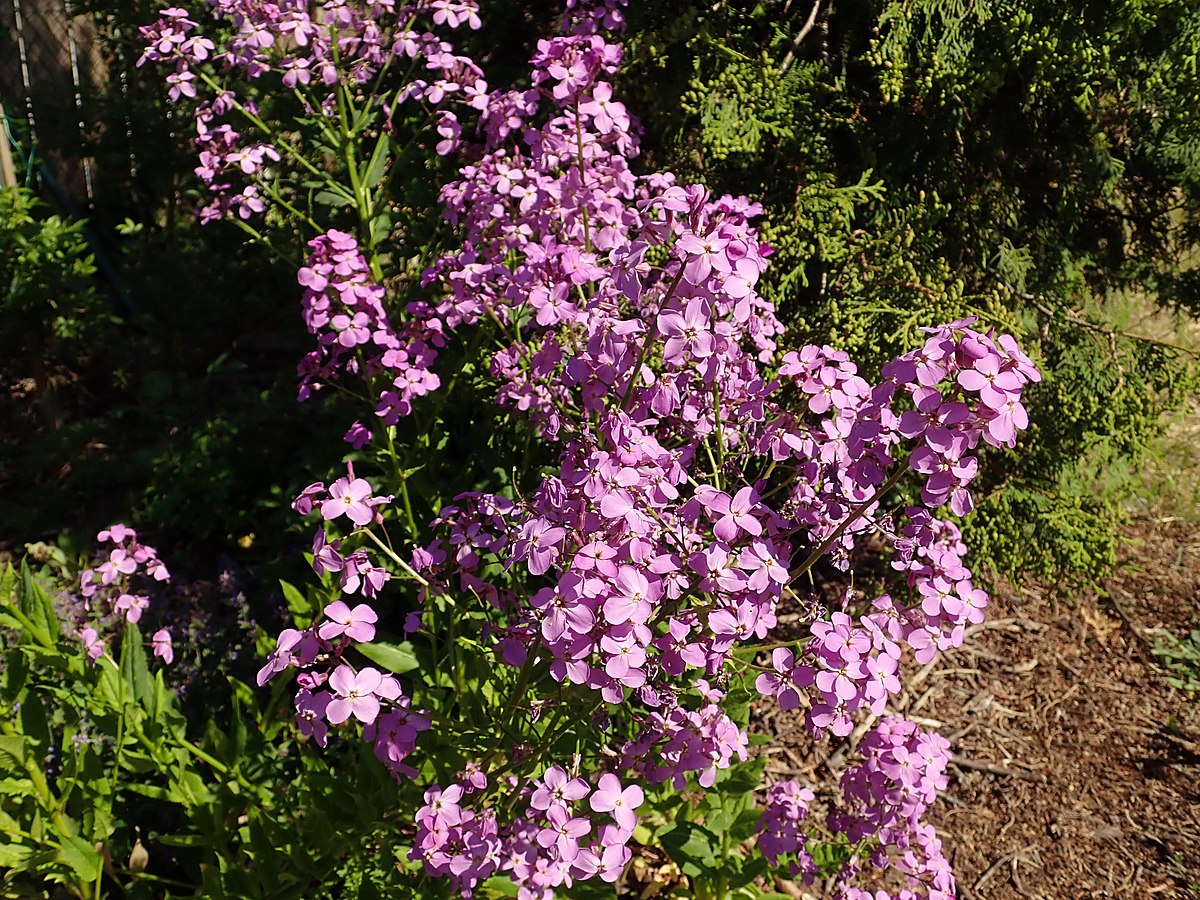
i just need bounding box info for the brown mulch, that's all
[761,520,1200,899]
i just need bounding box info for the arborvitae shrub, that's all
[618,0,1200,584]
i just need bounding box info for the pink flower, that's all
[80,627,104,663]
[97,524,136,543]
[515,517,565,575]
[589,773,643,833]
[602,566,655,625]
[318,600,378,643]
[321,475,376,526]
[326,664,384,725]
[98,549,138,585]
[256,628,305,686]
[114,593,149,624]
[530,765,590,812]
[152,628,174,665]
[295,689,331,747]
[676,230,730,284]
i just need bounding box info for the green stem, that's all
[195,71,341,191]
[361,527,431,587]
[572,101,592,254]
[228,216,295,263]
[106,647,126,799]
[791,465,907,581]
[619,265,687,411]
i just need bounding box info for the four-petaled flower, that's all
[589,773,644,833]
[318,600,378,643]
[321,475,376,526]
[152,628,174,665]
[326,664,384,725]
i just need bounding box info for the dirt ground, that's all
[925,520,1200,900]
[759,518,1200,900]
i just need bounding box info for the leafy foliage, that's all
[1152,627,1200,694]
[0,558,428,899]
[620,0,1200,582]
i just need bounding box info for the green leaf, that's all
[121,620,154,707]
[362,146,389,189]
[659,821,721,877]
[227,689,248,769]
[124,782,175,802]
[369,209,392,245]
[355,640,420,675]
[0,734,27,771]
[0,563,14,603]
[479,875,520,898]
[729,855,768,889]
[313,189,352,208]
[56,833,100,884]
[729,807,764,843]
[0,842,34,868]
[1,644,29,701]
[156,832,217,847]
[280,579,316,622]
[170,769,215,808]
[809,838,854,877]
[19,693,51,751]
[0,777,35,796]
[17,560,59,646]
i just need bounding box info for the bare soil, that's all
[761,519,1200,900]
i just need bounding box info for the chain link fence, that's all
[1,0,106,210]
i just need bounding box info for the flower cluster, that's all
[169,0,1044,896]
[262,466,431,776]
[296,231,444,427]
[75,525,173,665]
[411,767,643,898]
[755,719,952,899]
[755,779,816,873]
[832,719,955,900]
[139,0,489,223]
[293,14,1032,896]
[560,0,627,36]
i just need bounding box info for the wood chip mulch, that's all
[759,520,1200,900]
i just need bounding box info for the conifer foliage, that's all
[619,0,1200,581]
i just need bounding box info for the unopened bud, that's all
[128,828,149,873]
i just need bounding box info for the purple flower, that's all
[326,664,384,725]
[295,689,331,747]
[588,773,643,833]
[80,627,104,664]
[152,628,174,665]
[530,765,590,812]
[292,482,326,515]
[318,600,378,642]
[321,474,376,526]
[257,628,303,686]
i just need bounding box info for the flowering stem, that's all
[195,70,344,193]
[710,377,726,489]
[105,644,128,799]
[381,424,421,540]
[618,265,686,411]
[361,527,432,588]
[503,637,543,735]
[792,465,908,581]
[572,101,591,253]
